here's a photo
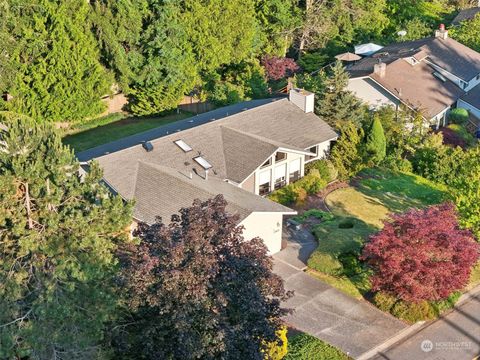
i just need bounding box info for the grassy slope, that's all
[285,333,351,360]
[308,168,447,298]
[63,112,191,152]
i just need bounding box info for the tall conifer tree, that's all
[0,114,132,358]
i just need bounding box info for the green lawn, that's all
[307,168,448,298]
[285,333,351,360]
[62,111,192,152]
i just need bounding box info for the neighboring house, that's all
[346,26,480,128]
[91,90,338,254]
[451,7,480,26]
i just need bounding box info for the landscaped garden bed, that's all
[304,168,480,322]
[285,333,351,360]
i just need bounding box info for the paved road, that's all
[76,98,278,161]
[273,227,407,359]
[372,291,480,360]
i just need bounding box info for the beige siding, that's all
[239,212,283,254]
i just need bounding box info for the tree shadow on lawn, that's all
[354,169,447,214]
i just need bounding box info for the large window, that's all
[289,159,301,183]
[275,151,287,162]
[274,164,286,190]
[258,170,271,196]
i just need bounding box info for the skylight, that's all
[194,156,212,170]
[433,72,447,82]
[174,139,192,152]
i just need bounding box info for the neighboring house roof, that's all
[131,162,294,224]
[349,37,480,81]
[95,98,336,224]
[370,60,465,118]
[460,83,480,110]
[452,7,480,25]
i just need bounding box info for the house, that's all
[346,26,480,128]
[451,6,480,26]
[92,90,338,254]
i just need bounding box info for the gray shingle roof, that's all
[349,37,480,81]
[96,98,336,223]
[461,83,480,110]
[452,7,480,25]
[132,162,295,224]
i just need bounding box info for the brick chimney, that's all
[435,24,448,40]
[373,61,387,78]
[289,88,314,113]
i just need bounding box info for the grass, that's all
[467,262,480,291]
[307,269,369,300]
[308,168,448,299]
[62,111,192,152]
[285,333,351,360]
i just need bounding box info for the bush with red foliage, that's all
[436,127,468,149]
[362,203,479,303]
[262,56,300,81]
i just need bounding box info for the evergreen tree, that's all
[365,116,387,164]
[0,114,132,358]
[316,61,365,128]
[330,122,366,180]
[6,0,111,122]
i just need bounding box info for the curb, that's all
[356,284,480,360]
[356,321,426,360]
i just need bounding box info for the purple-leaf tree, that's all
[262,56,300,81]
[112,195,291,359]
[362,203,479,303]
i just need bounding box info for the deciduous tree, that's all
[113,195,290,359]
[362,203,479,303]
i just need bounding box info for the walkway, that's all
[76,98,277,161]
[273,226,407,359]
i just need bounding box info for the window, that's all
[289,171,300,183]
[260,157,272,169]
[306,145,318,161]
[275,152,287,162]
[194,156,212,170]
[259,182,271,196]
[274,164,286,190]
[289,159,301,183]
[174,140,192,152]
[258,170,271,196]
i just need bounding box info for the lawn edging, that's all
[356,321,426,360]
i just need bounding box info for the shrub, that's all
[264,327,288,360]
[373,291,461,323]
[362,203,479,303]
[390,299,436,323]
[268,171,328,205]
[285,333,350,360]
[305,159,337,182]
[381,154,413,173]
[308,217,367,275]
[292,209,334,224]
[449,108,469,125]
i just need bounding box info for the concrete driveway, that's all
[273,226,407,359]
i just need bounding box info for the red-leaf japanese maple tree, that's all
[262,56,300,80]
[113,195,290,359]
[362,203,479,303]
